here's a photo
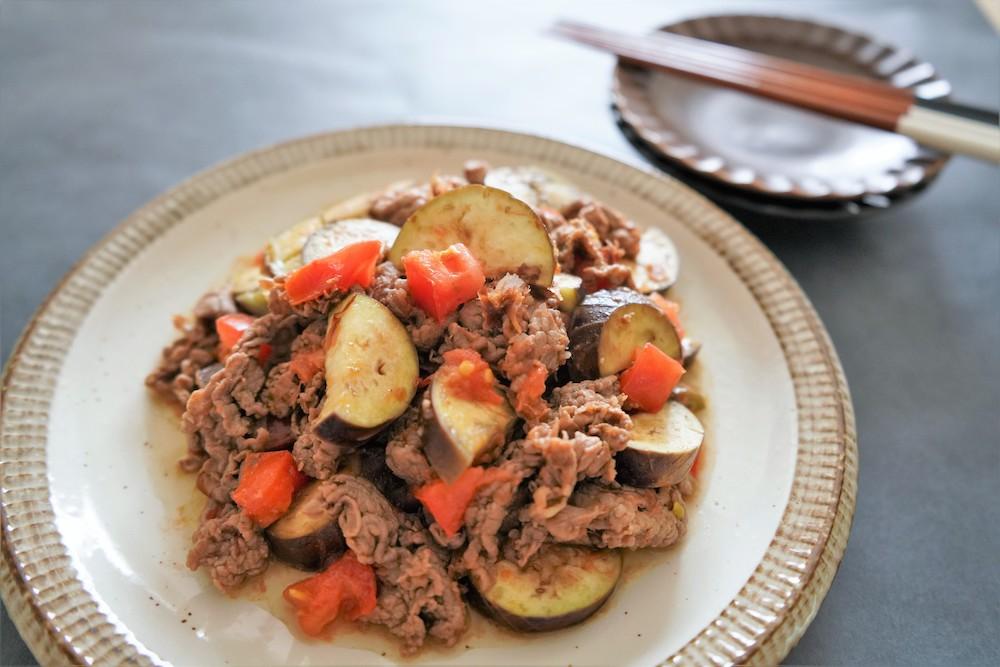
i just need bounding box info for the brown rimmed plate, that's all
[614,14,951,202]
[1,124,856,666]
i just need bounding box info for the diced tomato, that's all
[514,362,548,417]
[216,313,255,353]
[285,240,383,305]
[231,451,309,527]
[414,467,508,537]
[620,342,686,413]
[289,348,325,382]
[402,243,485,322]
[216,313,271,364]
[283,551,377,636]
[650,293,686,339]
[440,349,503,405]
[258,343,273,365]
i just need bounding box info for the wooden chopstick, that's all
[555,21,911,127]
[553,20,1000,162]
[632,26,914,102]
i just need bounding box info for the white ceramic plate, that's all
[0,125,856,666]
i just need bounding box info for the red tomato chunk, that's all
[284,551,377,636]
[402,243,485,322]
[231,451,309,527]
[620,342,685,413]
[285,240,383,305]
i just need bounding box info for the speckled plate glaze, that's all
[614,14,951,201]
[0,125,856,666]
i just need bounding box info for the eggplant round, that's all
[552,273,583,314]
[424,367,515,483]
[266,481,345,570]
[569,288,681,379]
[670,384,707,413]
[616,400,704,488]
[265,215,324,276]
[476,545,622,632]
[483,165,582,211]
[300,218,399,265]
[263,183,405,276]
[388,184,556,286]
[228,255,270,315]
[625,227,680,293]
[314,293,420,443]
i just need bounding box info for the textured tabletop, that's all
[1,1,998,665]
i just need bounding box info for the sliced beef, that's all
[315,476,468,653]
[510,483,686,564]
[370,184,431,226]
[522,432,606,520]
[457,451,534,589]
[437,299,506,365]
[579,261,633,293]
[181,307,309,498]
[439,274,569,421]
[551,216,603,275]
[535,206,567,234]
[552,201,639,291]
[562,199,641,259]
[361,445,421,513]
[292,430,345,479]
[384,402,435,486]
[549,377,632,454]
[462,159,489,185]
[186,504,269,590]
[146,319,218,404]
[368,262,454,350]
[146,288,236,404]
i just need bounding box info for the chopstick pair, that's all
[553,20,1000,162]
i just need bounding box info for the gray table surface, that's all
[1,1,998,665]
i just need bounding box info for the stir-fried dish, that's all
[147,161,707,653]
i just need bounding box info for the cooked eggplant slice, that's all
[553,273,583,314]
[300,218,399,265]
[424,368,516,483]
[484,166,583,211]
[670,384,707,412]
[625,227,680,293]
[388,184,556,286]
[263,183,410,276]
[476,545,622,632]
[314,294,419,443]
[265,215,324,276]
[266,481,346,570]
[616,400,704,488]
[569,288,681,379]
[227,256,270,315]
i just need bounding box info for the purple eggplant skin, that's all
[313,415,385,445]
[266,482,346,571]
[477,584,618,633]
[568,288,680,380]
[616,444,698,488]
[473,546,623,632]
